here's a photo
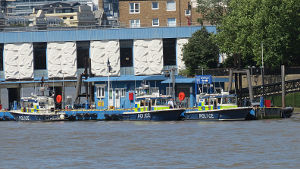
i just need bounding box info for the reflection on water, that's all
[0,114,300,169]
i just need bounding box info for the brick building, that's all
[119,0,203,28]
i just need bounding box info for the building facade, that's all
[4,0,93,16]
[119,0,203,28]
[98,0,119,26]
[32,3,96,27]
[0,26,217,110]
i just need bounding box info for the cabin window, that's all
[76,41,90,69]
[163,38,176,66]
[150,87,159,94]
[120,40,133,67]
[136,88,145,96]
[96,86,105,98]
[33,42,47,70]
[0,43,3,71]
[166,87,173,95]
[39,101,46,108]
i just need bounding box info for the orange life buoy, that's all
[56,95,62,103]
[178,92,185,101]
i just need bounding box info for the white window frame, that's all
[130,19,140,28]
[152,2,159,10]
[185,9,191,16]
[129,3,140,14]
[167,18,176,27]
[166,0,176,11]
[121,89,126,97]
[96,86,106,98]
[152,18,159,27]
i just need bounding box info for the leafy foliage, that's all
[216,0,300,69]
[182,27,219,75]
[197,0,230,25]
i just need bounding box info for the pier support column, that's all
[227,69,233,91]
[246,69,254,103]
[281,65,286,108]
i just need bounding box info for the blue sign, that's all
[195,75,212,84]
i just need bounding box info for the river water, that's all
[0,113,299,169]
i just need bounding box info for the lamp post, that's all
[261,42,265,106]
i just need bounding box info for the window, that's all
[120,40,133,67]
[129,3,140,14]
[0,44,3,71]
[152,2,159,10]
[136,88,145,96]
[152,18,159,26]
[150,87,159,94]
[166,87,173,95]
[63,17,67,19]
[76,41,90,69]
[97,86,105,98]
[70,16,74,19]
[185,9,191,16]
[33,42,47,70]
[119,88,126,97]
[167,18,176,27]
[166,0,176,11]
[109,88,113,99]
[130,19,140,28]
[163,38,176,66]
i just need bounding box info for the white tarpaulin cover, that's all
[90,41,120,76]
[177,38,188,71]
[134,39,163,75]
[4,43,34,79]
[47,42,77,78]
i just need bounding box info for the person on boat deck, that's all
[168,99,175,109]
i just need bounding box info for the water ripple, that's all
[0,115,300,168]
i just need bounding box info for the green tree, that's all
[182,27,219,75]
[216,0,300,69]
[197,0,230,25]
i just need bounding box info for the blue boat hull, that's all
[10,112,65,121]
[105,109,185,121]
[185,107,252,121]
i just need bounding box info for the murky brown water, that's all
[0,113,300,169]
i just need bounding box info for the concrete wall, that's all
[134,39,163,75]
[90,40,120,76]
[4,43,34,79]
[177,38,188,71]
[47,42,77,78]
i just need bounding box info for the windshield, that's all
[222,96,236,104]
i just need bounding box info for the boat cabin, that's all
[134,93,172,112]
[197,92,237,111]
[20,95,55,113]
